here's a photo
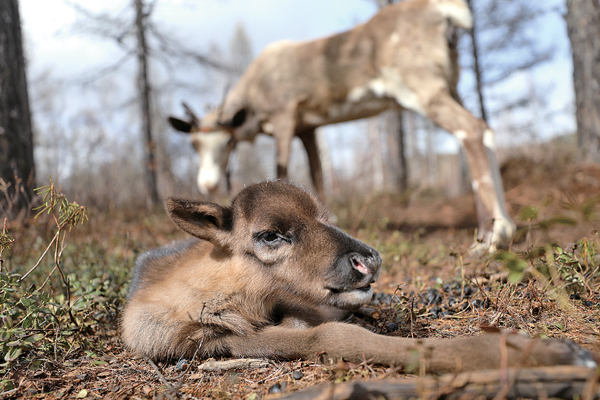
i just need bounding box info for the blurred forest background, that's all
[1,2,600,397]
[2,0,600,217]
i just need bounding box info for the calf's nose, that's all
[351,256,370,275]
[349,251,381,278]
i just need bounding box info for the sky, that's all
[17,0,578,186]
[20,0,376,82]
[18,0,387,185]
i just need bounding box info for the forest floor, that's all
[1,158,599,399]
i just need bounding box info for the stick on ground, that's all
[274,366,598,400]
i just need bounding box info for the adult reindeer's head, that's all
[168,103,247,195]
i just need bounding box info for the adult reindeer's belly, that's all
[299,67,427,127]
[300,95,395,127]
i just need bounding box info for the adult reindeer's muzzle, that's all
[168,103,235,196]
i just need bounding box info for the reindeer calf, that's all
[122,181,595,373]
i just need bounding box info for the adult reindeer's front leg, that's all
[270,111,297,181]
[298,128,325,199]
[424,93,515,252]
[222,323,594,374]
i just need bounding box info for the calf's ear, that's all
[166,197,231,244]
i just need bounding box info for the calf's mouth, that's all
[327,284,372,294]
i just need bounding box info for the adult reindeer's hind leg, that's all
[424,92,515,252]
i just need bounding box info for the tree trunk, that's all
[395,112,408,192]
[278,366,598,400]
[135,0,159,206]
[0,0,35,218]
[377,0,409,193]
[565,0,600,162]
[466,0,488,123]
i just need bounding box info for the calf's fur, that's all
[122,181,595,373]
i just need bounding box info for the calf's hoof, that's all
[512,335,597,368]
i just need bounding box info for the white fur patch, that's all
[579,358,597,368]
[347,67,425,114]
[432,0,473,29]
[197,164,219,195]
[302,111,327,126]
[262,122,275,134]
[347,86,369,102]
[454,129,467,142]
[483,129,496,150]
[263,39,297,53]
[338,286,374,306]
[480,172,493,185]
[490,217,516,247]
[194,131,233,194]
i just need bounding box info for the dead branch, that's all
[144,356,177,400]
[196,358,274,373]
[471,269,534,286]
[353,307,381,320]
[274,366,599,400]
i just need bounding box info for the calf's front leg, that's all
[222,323,595,374]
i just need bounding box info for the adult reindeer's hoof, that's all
[466,218,516,257]
[466,240,495,258]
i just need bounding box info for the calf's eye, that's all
[262,232,280,244]
[255,231,292,247]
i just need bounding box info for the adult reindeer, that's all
[122,181,596,373]
[168,0,515,252]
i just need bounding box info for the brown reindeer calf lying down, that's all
[122,181,596,373]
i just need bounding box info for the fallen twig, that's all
[274,366,599,400]
[196,358,273,373]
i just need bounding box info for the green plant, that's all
[516,202,578,245]
[531,238,598,294]
[0,180,99,374]
[0,219,14,273]
[493,251,528,284]
[494,235,599,294]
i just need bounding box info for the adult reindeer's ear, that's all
[166,197,232,244]
[219,108,247,129]
[168,117,194,133]
[169,102,201,133]
[231,108,246,127]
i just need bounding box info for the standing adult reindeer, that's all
[168,0,515,252]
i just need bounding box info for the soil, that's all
[349,159,600,249]
[2,158,599,399]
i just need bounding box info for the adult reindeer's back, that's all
[122,181,595,373]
